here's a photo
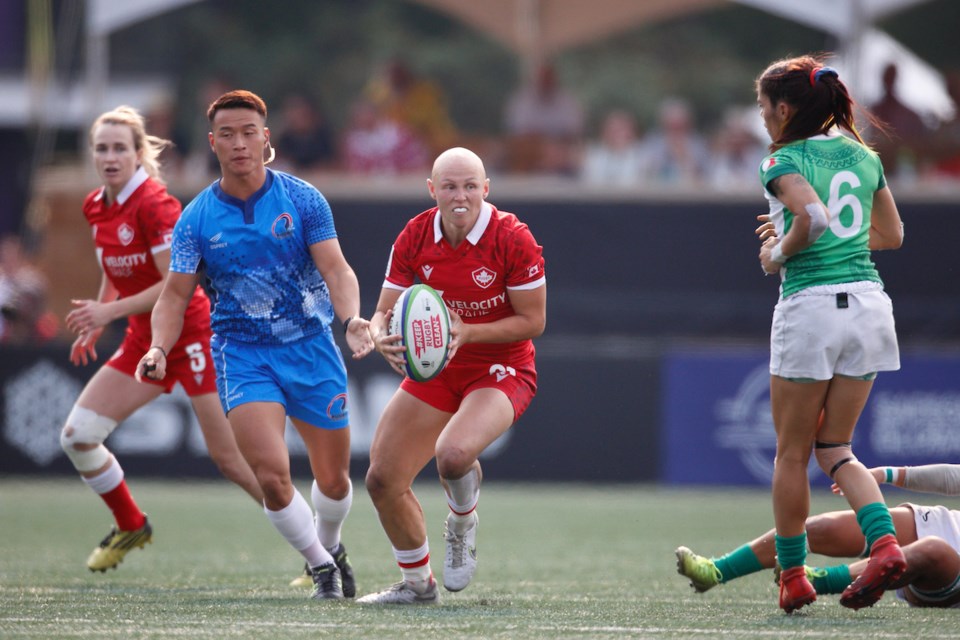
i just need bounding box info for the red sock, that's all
[100,481,145,531]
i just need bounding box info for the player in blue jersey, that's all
[136,90,374,600]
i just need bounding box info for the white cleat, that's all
[356,578,440,605]
[443,512,478,592]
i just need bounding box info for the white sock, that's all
[264,490,332,568]
[311,479,352,551]
[394,541,433,592]
[82,458,123,494]
[444,468,479,532]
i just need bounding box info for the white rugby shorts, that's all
[769,284,900,380]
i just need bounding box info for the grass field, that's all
[2,478,959,639]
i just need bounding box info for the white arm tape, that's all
[902,464,960,496]
[805,203,829,243]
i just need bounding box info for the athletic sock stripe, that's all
[398,555,430,569]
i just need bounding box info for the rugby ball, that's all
[389,284,451,382]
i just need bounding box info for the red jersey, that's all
[82,169,209,338]
[384,203,545,363]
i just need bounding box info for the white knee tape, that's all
[61,406,117,472]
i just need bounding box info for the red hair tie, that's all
[809,67,821,87]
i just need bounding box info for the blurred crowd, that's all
[3,59,960,347]
[141,59,960,191]
[0,234,57,345]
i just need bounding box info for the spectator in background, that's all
[639,97,710,187]
[928,69,960,180]
[144,96,186,179]
[342,99,430,175]
[0,233,56,344]
[273,92,336,173]
[867,63,929,181]
[366,58,458,157]
[503,62,585,175]
[174,76,234,179]
[580,109,647,187]
[708,106,769,191]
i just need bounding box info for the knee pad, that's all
[814,441,857,479]
[60,406,117,472]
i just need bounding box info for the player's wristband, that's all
[149,345,167,358]
[770,243,789,264]
[884,467,894,483]
[343,317,353,335]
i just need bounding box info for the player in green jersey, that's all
[753,55,906,614]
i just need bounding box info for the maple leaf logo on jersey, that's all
[761,157,776,173]
[472,267,497,289]
[118,223,135,246]
[422,265,434,280]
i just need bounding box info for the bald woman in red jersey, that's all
[358,147,546,605]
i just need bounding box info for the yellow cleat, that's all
[290,564,313,588]
[86,517,153,572]
[675,546,722,593]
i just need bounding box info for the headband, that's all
[810,66,838,87]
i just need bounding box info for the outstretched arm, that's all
[135,270,198,382]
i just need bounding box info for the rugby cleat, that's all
[356,578,440,605]
[290,544,355,596]
[86,516,153,572]
[774,563,827,588]
[309,562,344,600]
[443,512,478,592]
[675,546,721,593]
[290,563,312,589]
[840,534,906,610]
[331,543,356,598]
[779,566,817,613]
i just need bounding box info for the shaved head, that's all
[432,147,486,182]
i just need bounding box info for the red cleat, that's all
[840,534,907,610]
[779,566,817,613]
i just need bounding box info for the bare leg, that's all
[190,392,263,502]
[366,390,450,550]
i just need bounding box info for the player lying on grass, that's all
[677,464,960,608]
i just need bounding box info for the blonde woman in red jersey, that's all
[358,147,547,604]
[61,106,262,572]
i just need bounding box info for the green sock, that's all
[856,502,896,548]
[713,544,764,584]
[809,565,852,594]
[774,532,807,570]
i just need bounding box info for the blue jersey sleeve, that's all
[170,205,203,274]
[282,174,336,245]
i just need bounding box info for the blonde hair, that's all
[89,105,172,182]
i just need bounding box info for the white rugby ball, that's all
[389,284,451,382]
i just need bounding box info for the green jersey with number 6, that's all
[759,131,887,298]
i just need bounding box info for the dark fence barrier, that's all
[3,197,957,483]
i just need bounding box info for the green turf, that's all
[1,478,959,639]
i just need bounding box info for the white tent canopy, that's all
[409,0,952,122]
[21,0,951,126]
[735,0,953,122]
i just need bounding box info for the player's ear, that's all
[426,178,437,200]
